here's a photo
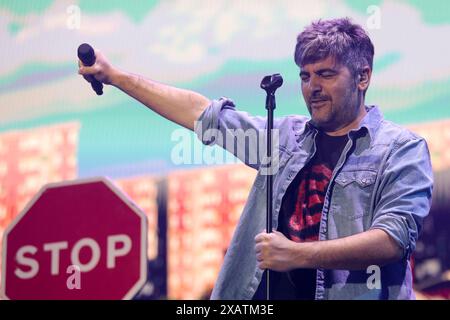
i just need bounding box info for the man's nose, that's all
[309,77,322,95]
[309,75,322,93]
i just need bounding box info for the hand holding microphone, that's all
[77,43,117,95]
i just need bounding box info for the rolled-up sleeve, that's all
[194,97,274,170]
[370,138,433,259]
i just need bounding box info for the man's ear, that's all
[358,66,371,91]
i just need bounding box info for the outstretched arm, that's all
[78,49,210,131]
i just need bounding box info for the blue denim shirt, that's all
[194,97,433,300]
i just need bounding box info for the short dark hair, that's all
[294,17,374,76]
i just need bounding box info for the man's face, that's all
[300,56,361,133]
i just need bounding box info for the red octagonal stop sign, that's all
[1,177,147,300]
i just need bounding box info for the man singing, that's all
[78,18,433,300]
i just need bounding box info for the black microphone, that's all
[77,43,103,95]
[260,73,283,95]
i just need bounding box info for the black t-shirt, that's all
[253,130,348,300]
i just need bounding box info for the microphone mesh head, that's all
[77,43,95,66]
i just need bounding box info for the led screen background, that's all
[1,0,449,299]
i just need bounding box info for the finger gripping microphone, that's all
[77,43,103,95]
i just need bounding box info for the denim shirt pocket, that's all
[331,170,377,221]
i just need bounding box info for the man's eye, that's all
[321,73,335,78]
[300,76,309,81]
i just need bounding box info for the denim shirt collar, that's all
[354,105,383,142]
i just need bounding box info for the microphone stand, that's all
[260,74,283,300]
